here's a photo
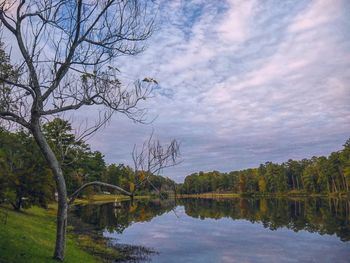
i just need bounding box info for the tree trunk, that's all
[331,176,338,192]
[339,168,349,192]
[31,122,67,261]
[173,183,177,201]
[10,200,20,211]
[15,196,22,211]
[68,181,132,205]
[296,175,300,190]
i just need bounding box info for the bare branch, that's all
[1,0,156,128]
[68,181,132,205]
[0,76,35,97]
[132,133,181,194]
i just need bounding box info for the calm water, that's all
[72,198,350,263]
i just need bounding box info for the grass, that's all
[0,194,153,263]
[74,194,150,205]
[0,205,98,263]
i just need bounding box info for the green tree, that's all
[0,129,54,210]
[43,118,89,194]
[340,139,350,191]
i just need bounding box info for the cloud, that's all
[289,0,343,32]
[217,0,256,44]
[82,0,350,182]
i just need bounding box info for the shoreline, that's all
[73,194,151,205]
[178,191,350,199]
[73,192,350,205]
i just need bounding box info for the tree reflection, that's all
[181,198,350,241]
[71,199,175,234]
[71,198,350,241]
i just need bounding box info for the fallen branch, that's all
[68,181,132,205]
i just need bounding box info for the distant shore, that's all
[178,191,350,199]
[73,191,350,205]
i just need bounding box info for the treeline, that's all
[179,139,350,195]
[0,118,175,210]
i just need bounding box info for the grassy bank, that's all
[74,194,150,205]
[0,205,98,263]
[0,200,154,263]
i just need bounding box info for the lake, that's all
[72,198,350,263]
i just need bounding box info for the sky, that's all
[62,0,350,182]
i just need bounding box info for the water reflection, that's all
[73,198,350,242]
[71,199,175,234]
[183,198,350,242]
[72,198,350,263]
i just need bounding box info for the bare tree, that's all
[68,134,180,205]
[0,0,160,260]
[132,132,180,197]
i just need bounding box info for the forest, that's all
[0,118,176,211]
[179,139,350,195]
